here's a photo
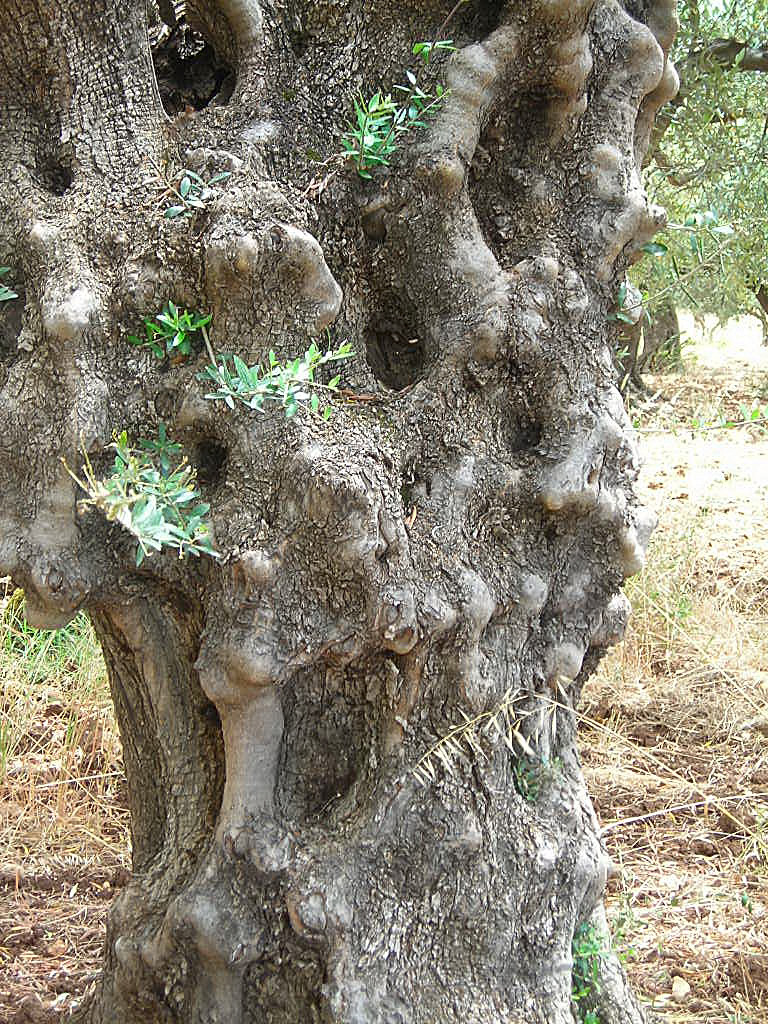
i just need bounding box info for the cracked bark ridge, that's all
[0,1,677,1022]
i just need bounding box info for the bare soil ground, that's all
[0,602,128,1022]
[1,314,766,1023]
[584,314,768,1024]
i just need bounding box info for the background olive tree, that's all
[620,0,768,383]
[0,2,677,1022]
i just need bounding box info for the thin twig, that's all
[437,0,467,38]
[34,771,124,792]
[200,323,217,366]
[601,792,768,835]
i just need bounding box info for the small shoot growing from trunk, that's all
[64,426,218,566]
[572,921,610,1023]
[341,40,454,178]
[144,157,231,219]
[512,756,563,804]
[0,267,18,303]
[198,338,354,419]
[340,1,467,177]
[128,302,212,360]
[164,168,231,219]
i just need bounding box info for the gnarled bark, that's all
[0,1,677,1022]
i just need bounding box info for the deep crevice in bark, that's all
[193,438,229,491]
[364,293,426,391]
[35,148,75,196]
[151,12,235,115]
[276,668,371,825]
[466,0,508,41]
[364,329,426,391]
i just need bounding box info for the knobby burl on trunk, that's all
[0,1,678,1021]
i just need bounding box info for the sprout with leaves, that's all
[199,340,354,419]
[128,302,212,360]
[65,426,218,566]
[164,168,231,219]
[571,922,610,1023]
[411,38,456,64]
[124,305,352,420]
[0,267,18,303]
[341,38,454,178]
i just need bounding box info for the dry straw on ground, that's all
[0,589,129,1022]
[583,314,768,1024]
[1,315,767,1022]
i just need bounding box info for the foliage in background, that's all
[0,591,96,691]
[0,588,108,791]
[636,1,768,334]
[66,427,217,566]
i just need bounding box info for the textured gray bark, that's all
[0,2,677,1022]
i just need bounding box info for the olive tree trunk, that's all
[0,1,677,1021]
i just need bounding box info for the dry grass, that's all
[0,586,129,1022]
[583,313,768,1023]
[1,313,767,1022]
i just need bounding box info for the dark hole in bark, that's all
[400,458,428,508]
[154,387,176,420]
[361,207,387,242]
[505,363,544,452]
[365,331,425,391]
[468,106,537,267]
[467,0,507,38]
[150,15,235,116]
[289,26,309,59]
[278,687,366,825]
[193,439,228,490]
[35,152,74,196]
[511,418,542,452]
[472,81,555,185]
[364,295,425,391]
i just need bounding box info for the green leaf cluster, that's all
[341,39,453,178]
[511,756,562,804]
[128,302,211,360]
[690,400,768,432]
[0,267,18,303]
[411,39,455,64]
[198,340,354,419]
[639,1,768,326]
[68,426,218,567]
[572,922,610,1022]
[164,168,231,219]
